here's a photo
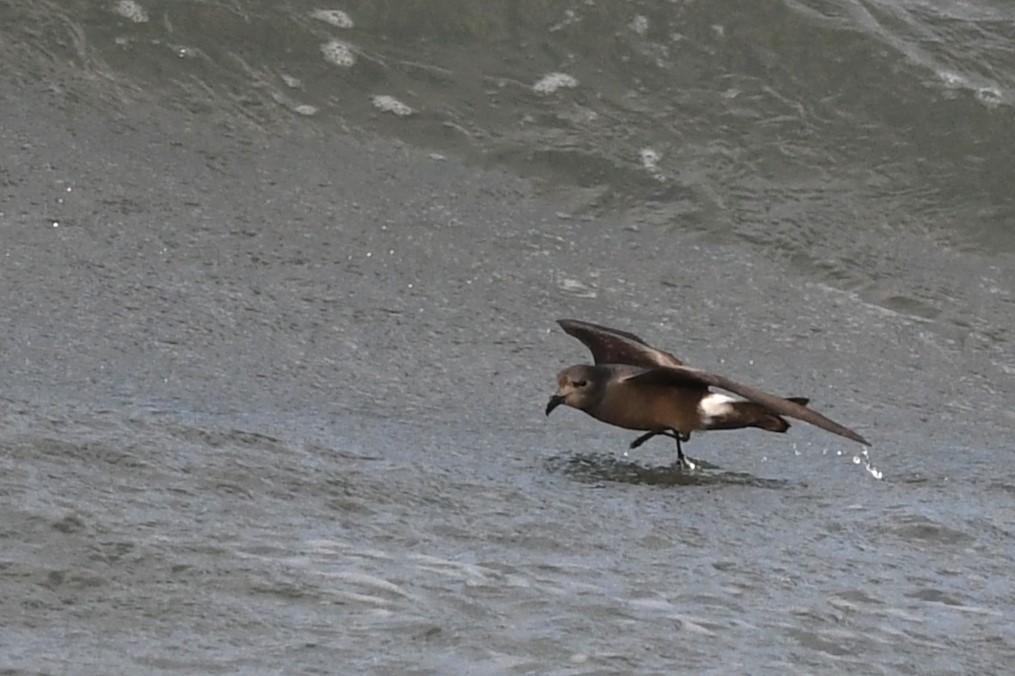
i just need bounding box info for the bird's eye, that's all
[574,379,587,388]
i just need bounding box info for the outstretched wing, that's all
[623,366,869,446]
[557,319,684,368]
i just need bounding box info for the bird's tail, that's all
[722,397,810,433]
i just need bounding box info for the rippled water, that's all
[2,0,1015,673]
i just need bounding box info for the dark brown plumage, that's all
[545,319,869,468]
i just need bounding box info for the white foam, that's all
[371,95,413,117]
[533,73,578,94]
[640,148,665,181]
[311,9,354,29]
[321,39,356,68]
[113,0,148,23]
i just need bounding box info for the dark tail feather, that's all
[714,402,792,433]
[752,397,808,431]
[751,398,811,433]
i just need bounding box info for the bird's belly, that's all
[592,384,703,432]
[587,405,657,431]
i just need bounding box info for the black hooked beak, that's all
[545,394,564,416]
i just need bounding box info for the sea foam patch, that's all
[372,95,414,117]
[640,148,666,180]
[533,73,578,94]
[113,0,149,23]
[311,9,354,28]
[321,39,356,67]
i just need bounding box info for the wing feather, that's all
[557,319,684,368]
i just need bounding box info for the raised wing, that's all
[623,366,869,446]
[557,319,684,368]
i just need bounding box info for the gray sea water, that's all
[2,0,1015,673]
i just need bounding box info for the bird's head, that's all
[545,364,602,416]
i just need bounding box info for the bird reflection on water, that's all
[544,451,793,489]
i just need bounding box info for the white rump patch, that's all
[698,393,735,423]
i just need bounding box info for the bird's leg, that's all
[629,430,679,449]
[673,430,695,470]
[629,429,694,470]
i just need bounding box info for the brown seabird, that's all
[545,319,869,469]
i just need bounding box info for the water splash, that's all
[852,447,884,480]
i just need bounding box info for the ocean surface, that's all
[2,0,1015,673]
